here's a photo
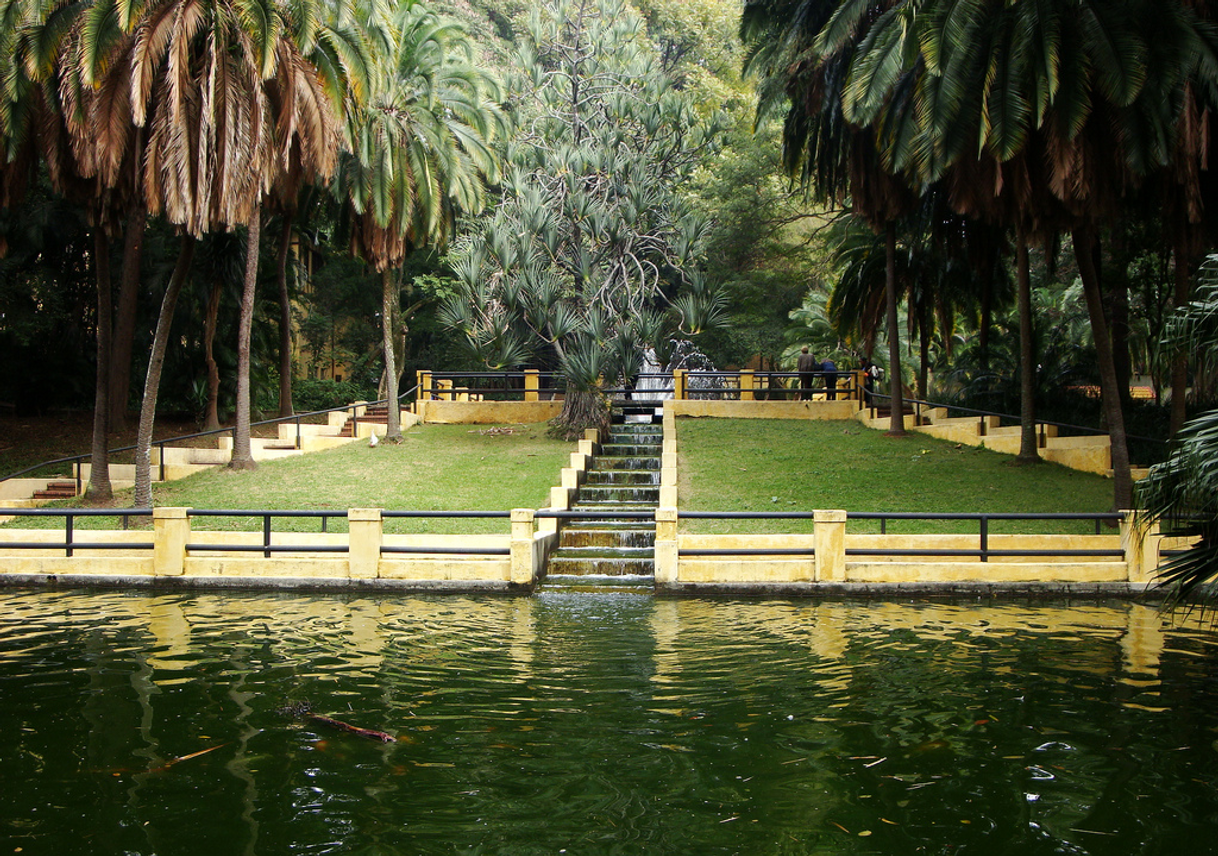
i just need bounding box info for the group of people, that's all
[795,347,883,402]
[796,346,839,400]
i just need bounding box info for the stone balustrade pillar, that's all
[153,507,191,576]
[348,508,382,579]
[510,508,537,585]
[814,510,847,582]
[654,507,678,585]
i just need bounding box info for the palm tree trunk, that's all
[1015,227,1040,464]
[108,198,147,430]
[382,268,401,442]
[1073,226,1133,511]
[88,228,113,502]
[276,213,295,418]
[203,280,222,432]
[230,203,262,470]
[917,298,930,400]
[133,236,196,509]
[885,222,905,436]
[1170,231,1192,437]
[979,275,992,373]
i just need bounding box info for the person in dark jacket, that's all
[821,356,838,400]
[796,346,820,400]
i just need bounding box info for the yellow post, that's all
[814,510,847,582]
[740,369,755,401]
[510,508,536,585]
[153,507,191,577]
[654,507,678,584]
[1122,511,1158,584]
[348,508,382,579]
[673,369,686,400]
[525,369,539,402]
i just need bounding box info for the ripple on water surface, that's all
[1,590,1218,854]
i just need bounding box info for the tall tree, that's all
[338,1,504,442]
[742,0,916,435]
[443,0,727,438]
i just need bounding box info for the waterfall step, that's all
[592,457,660,471]
[583,471,660,486]
[540,574,656,593]
[542,421,660,588]
[546,555,655,576]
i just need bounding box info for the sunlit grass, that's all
[677,418,1117,535]
[11,423,573,534]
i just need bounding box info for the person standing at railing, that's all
[821,355,838,400]
[796,346,820,401]
[860,359,876,404]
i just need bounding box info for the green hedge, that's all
[292,378,379,413]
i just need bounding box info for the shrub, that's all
[292,378,378,413]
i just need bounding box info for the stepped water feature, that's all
[542,421,661,592]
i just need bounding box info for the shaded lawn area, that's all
[11,423,573,534]
[677,418,1117,535]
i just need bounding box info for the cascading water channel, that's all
[541,420,661,592]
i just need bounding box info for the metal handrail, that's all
[866,391,1166,447]
[187,509,351,558]
[677,510,1125,562]
[0,507,153,556]
[1,385,420,489]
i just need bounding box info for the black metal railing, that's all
[1,385,421,492]
[0,507,153,556]
[423,372,564,400]
[847,511,1124,562]
[380,510,511,555]
[186,510,351,558]
[865,392,1166,452]
[674,510,1125,561]
[680,370,858,402]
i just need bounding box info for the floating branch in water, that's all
[281,701,396,743]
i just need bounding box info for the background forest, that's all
[1,0,1215,487]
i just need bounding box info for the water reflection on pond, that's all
[2,590,1217,855]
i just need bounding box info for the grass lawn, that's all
[677,418,1117,535]
[12,423,573,534]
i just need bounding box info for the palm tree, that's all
[742,0,917,435]
[119,0,344,494]
[828,0,1214,505]
[1138,257,1218,605]
[338,3,504,442]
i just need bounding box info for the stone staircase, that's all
[340,403,390,437]
[31,481,79,501]
[542,421,661,591]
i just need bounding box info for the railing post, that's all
[814,510,847,582]
[740,369,755,401]
[65,513,74,557]
[262,514,273,559]
[348,508,382,579]
[525,369,539,402]
[673,368,686,400]
[654,507,678,584]
[153,507,191,577]
[510,508,536,585]
[979,516,989,562]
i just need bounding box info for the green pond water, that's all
[2,590,1217,855]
